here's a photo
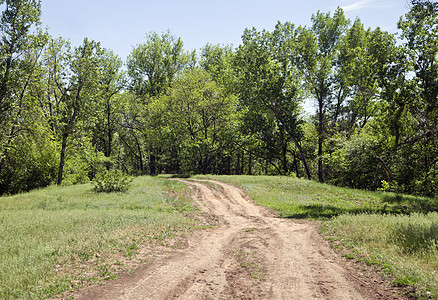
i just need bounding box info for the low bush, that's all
[93,169,133,193]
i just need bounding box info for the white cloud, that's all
[341,0,376,12]
[340,0,393,12]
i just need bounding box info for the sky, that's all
[39,0,411,60]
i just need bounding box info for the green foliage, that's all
[93,169,133,193]
[157,68,237,174]
[127,31,189,97]
[60,136,109,185]
[324,131,386,190]
[0,130,59,195]
[234,23,310,177]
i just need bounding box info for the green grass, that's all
[321,213,438,298]
[197,175,438,299]
[0,176,195,299]
[195,175,438,219]
[3,174,438,299]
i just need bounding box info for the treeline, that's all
[0,0,437,197]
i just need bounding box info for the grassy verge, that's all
[0,176,196,299]
[197,175,438,299]
[321,213,438,298]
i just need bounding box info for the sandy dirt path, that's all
[76,179,406,299]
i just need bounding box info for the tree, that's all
[395,0,438,195]
[399,0,438,130]
[0,1,60,194]
[43,37,104,185]
[0,0,43,171]
[200,43,235,94]
[127,31,189,98]
[296,8,349,182]
[158,68,237,174]
[337,19,380,131]
[91,49,125,162]
[0,0,41,120]
[126,31,190,175]
[234,23,311,178]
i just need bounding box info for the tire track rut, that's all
[76,179,406,299]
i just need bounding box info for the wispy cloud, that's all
[340,0,392,12]
[341,0,375,12]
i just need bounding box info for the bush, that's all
[325,133,386,190]
[93,170,133,193]
[0,134,59,195]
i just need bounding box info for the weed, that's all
[342,253,356,260]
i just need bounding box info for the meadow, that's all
[0,176,195,299]
[1,174,438,299]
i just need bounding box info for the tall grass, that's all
[321,213,438,298]
[0,176,194,299]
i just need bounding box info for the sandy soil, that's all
[75,179,409,299]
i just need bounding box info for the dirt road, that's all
[77,179,407,299]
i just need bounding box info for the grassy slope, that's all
[0,176,195,299]
[197,175,438,299]
[2,174,437,299]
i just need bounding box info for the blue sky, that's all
[40,0,410,60]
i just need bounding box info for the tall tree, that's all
[127,31,188,98]
[395,0,438,195]
[296,8,349,182]
[0,1,58,195]
[0,0,42,170]
[126,31,190,175]
[44,38,104,185]
[234,23,311,178]
[0,0,41,119]
[200,43,235,94]
[92,49,125,161]
[159,68,237,174]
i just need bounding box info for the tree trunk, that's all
[149,148,156,175]
[57,133,69,185]
[248,152,253,175]
[318,135,323,183]
[107,98,112,158]
[269,106,312,180]
[318,98,324,183]
[133,136,143,173]
[376,156,393,182]
[292,136,312,180]
[240,152,244,175]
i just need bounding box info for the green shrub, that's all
[93,170,133,193]
[170,174,191,178]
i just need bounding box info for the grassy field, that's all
[197,175,438,299]
[2,174,438,299]
[0,176,196,299]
